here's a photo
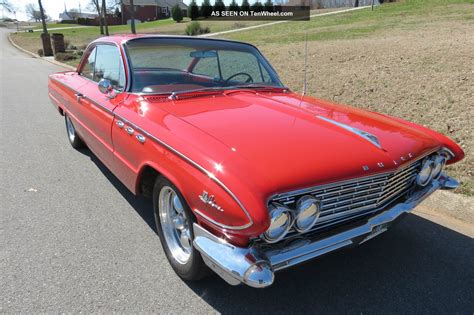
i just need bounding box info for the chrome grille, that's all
[271,160,421,239]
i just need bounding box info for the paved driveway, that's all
[1,27,473,313]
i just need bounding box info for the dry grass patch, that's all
[257,21,473,194]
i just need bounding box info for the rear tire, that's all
[65,114,84,149]
[153,176,209,281]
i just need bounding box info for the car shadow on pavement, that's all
[78,148,157,233]
[185,214,474,313]
[79,148,473,313]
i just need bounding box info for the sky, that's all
[2,0,94,21]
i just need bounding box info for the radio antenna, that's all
[299,33,308,107]
[303,33,308,96]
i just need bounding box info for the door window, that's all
[80,47,96,80]
[80,44,126,91]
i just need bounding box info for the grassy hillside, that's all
[218,0,473,194]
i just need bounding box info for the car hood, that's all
[157,90,439,195]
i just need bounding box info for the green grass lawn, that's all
[221,0,474,43]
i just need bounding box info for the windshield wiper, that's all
[168,84,288,99]
[226,84,289,91]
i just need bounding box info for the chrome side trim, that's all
[114,113,254,230]
[193,175,455,288]
[50,77,253,230]
[49,77,115,115]
[317,115,383,150]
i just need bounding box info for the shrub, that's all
[252,0,264,12]
[172,4,184,22]
[188,0,199,20]
[213,0,226,12]
[54,52,76,62]
[264,0,274,11]
[200,0,212,18]
[241,0,250,11]
[229,0,240,11]
[185,21,210,36]
[37,49,44,57]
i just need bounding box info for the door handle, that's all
[75,93,84,102]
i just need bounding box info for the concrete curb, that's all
[8,33,76,71]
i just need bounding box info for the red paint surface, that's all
[48,36,465,246]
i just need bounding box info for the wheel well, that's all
[138,166,160,198]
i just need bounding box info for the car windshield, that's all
[124,37,284,94]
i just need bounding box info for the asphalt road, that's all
[1,27,473,313]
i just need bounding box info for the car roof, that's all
[91,34,254,48]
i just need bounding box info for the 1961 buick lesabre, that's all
[48,35,464,288]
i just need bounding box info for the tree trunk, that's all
[37,0,47,34]
[101,0,109,36]
[355,0,359,7]
[129,0,136,34]
[94,1,104,35]
[37,0,53,56]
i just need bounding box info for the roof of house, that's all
[59,11,98,21]
[122,0,188,8]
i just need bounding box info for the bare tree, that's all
[37,0,47,33]
[128,0,136,34]
[101,0,109,36]
[25,3,42,22]
[89,0,104,35]
[1,1,14,14]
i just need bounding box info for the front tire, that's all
[65,114,84,149]
[153,177,208,281]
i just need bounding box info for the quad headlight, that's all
[295,195,321,232]
[263,203,293,243]
[431,153,447,180]
[416,150,450,186]
[416,158,434,186]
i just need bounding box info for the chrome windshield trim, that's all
[114,114,254,230]
[317,115,383,150]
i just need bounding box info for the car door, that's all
[76,44,126,167]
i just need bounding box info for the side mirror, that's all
[98,78,115,97]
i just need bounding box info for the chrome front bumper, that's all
[193,175,459,288]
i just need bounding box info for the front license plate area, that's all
[360,222,390,244]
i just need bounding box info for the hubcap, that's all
[66,116,76,142]
[158,186,192,264]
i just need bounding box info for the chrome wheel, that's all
[158,186,192,264]
[66,115,76,143]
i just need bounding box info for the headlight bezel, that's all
[262,203,293,243]
[294,195,321,232]
[431,153,447,180]
[416,158,434,186]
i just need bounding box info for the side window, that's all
[93,45,126,90]
[80,47,96,80]
[192,56,219,78]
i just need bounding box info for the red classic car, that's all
[48,35,464,288]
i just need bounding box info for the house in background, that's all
[121,0,188,23]
[58,8,98,23]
